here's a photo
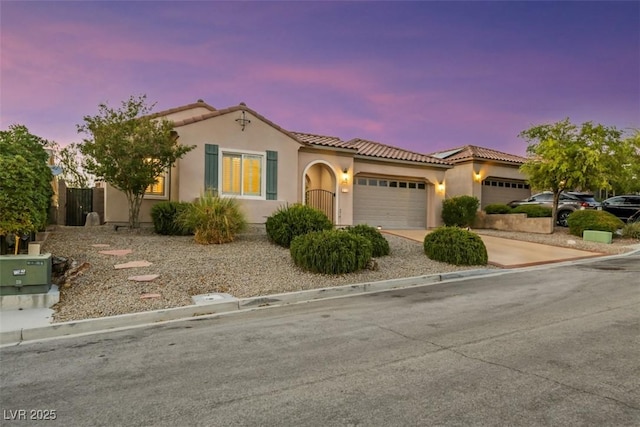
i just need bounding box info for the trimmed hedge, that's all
[290,230,372,274]
[150,201,193,235]
[344,224,390,257]
[266,204,333,248]
[567,210,625,237]
[484,204,512,214]
[423,227,488,266]
[441,196,479,227]
[510,205,552,218]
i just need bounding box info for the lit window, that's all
[145,173,167,197]
[222,153,262,196]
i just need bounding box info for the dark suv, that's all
[601,195,640,223]
[508,191,600,227]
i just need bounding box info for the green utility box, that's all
[583,230,613,244]
[0,253,52,295]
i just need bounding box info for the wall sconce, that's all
[341,168,349,184]
[235,110,251,131]
[473,171,482,182]
[437,182,445,194]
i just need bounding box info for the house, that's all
[103,100,528,229]
[429,145,531,208]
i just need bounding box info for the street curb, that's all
[0,268,496,346]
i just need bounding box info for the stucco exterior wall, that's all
[444,161,529,207]
[298,149,354,226]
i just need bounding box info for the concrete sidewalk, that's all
[383,229,605,268]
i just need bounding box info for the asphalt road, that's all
[1,255,639,426]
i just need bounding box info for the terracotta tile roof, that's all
[149,99,217,118]
[347,138,451,166]
[155,102,308,146]
[291,132,356,150]
[429,145,527,164]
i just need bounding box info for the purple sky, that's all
[2,1,638,156]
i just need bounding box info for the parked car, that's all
[628,209,640,224]
[508,191,600,227]
[600,195,640,222]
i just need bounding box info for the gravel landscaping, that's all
[42,225,490,323]
[40,225,638,323]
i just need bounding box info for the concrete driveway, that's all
[383,229,604,268]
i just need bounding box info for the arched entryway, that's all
[303,161,337,223]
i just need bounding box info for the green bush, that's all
[266,204,333,248]
[566,210,625,237]
[484,204,512,214]
[290,230,372,274]
[344,224,390,257]
[510,205,552,218]
[423,227,488,266]
[621,222,640,239]
[441,196,480,227]
[177,191,247,244]
[151,201,193,235]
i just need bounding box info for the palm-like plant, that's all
[177,191,247,244]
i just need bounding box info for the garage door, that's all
[353,177,426,229]
[481,177,531,208]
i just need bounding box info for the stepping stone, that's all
[114,260,152,269]
[91,244,110,248]
[99,249,133,256]
[140,293,162,299]
[128,274,160,282]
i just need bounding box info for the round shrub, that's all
[423,227,488,266]
[442,196,480,227]
[266,204,333,248]
[151,201,193,235]
[567,210,625,237]
[484,204,512,214]
[290,230,372,274]
[344,224,390,257]
[510,205,552,218]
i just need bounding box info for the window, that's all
[368,179,378,186]
[408,182,417,189]
[389,181,398,188]
[399,182,407,188]
[378,180,388,187]
[222,153,262,196]
[146,175,166,196]
[357,178,367,186]
[417,183,426,189]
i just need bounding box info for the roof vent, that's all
[197,99,204,103]
[239,102,246,106]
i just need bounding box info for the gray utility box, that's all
[0,253,52,295]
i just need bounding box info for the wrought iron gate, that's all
[305,189,335,223]
[66,188,93,226]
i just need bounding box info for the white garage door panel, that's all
[353,179,426,229]
[481,178,531,208]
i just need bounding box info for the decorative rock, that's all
[114,260,152,269]
[99,249,133,256]
[85,212,101,227]
[567,240,577,245]
[140,293,162,299]
[128,274,160,282]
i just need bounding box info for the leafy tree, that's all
[54,142,93,188]
[519,119,623,230]
[608,130,640,194]
[78,95,195,228]
[0,125,54,236]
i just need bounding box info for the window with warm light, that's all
[145,172,168,198]
[222,153,262,197]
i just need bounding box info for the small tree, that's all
[54,142,93,188]
[78,95,195,228]
[0,125,54,237]
[608,130,640,195]
[519,119,623,231]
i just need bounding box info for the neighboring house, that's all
[429,145,531,208]
[103,100,528,229]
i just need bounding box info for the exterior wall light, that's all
[437,182,445,194]
[341,168,349,184]
[473,171,482,182]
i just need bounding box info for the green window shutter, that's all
[205,144,219,192]
[266,150,278,200]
